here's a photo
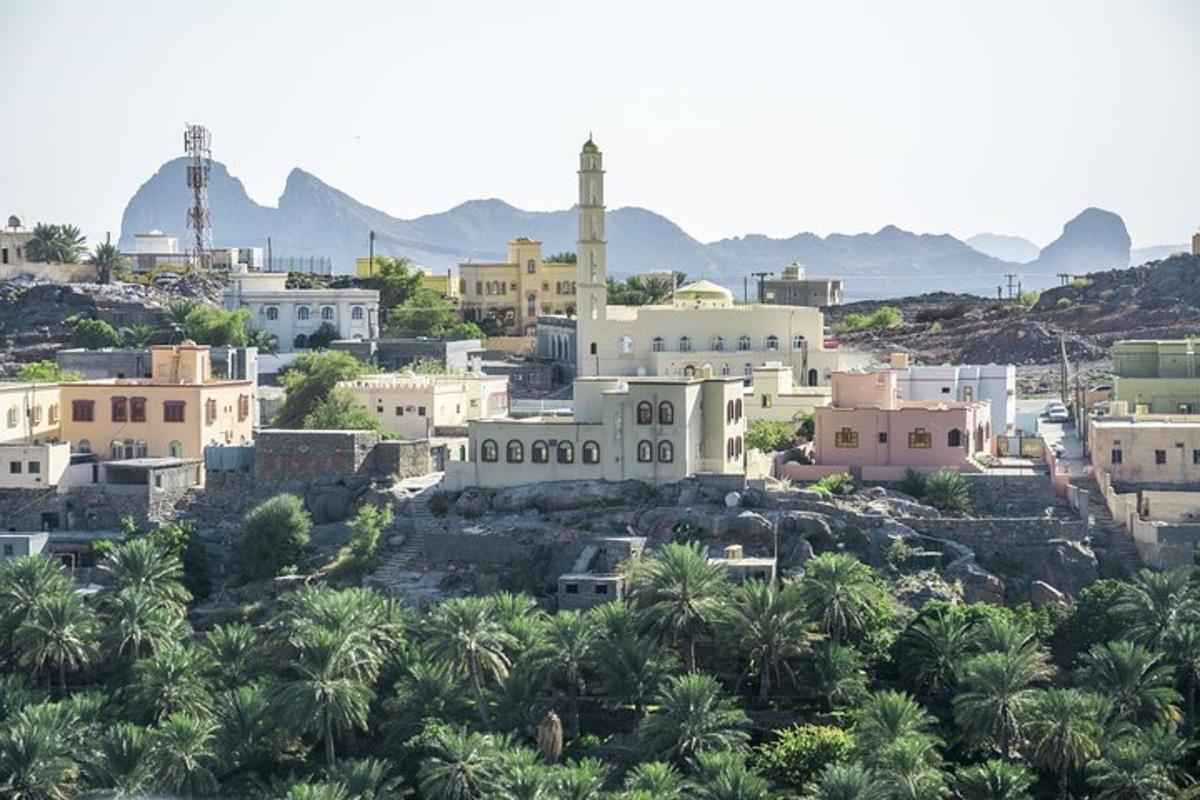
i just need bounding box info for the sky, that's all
[1,0,1198,250]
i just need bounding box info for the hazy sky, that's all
[2,0,1197,249]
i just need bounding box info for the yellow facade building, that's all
[59,343,254,461]
[458,239,577,335]
[339,372,509,439]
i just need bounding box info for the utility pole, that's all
[1057,273,1071,287]
[743,276,748,303]
[1004,273,1017,300]
[750,271,772,303]
[368,230,375,278]
[1059,334,1070,407]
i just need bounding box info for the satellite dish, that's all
[6,215,20,230]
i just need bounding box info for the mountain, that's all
[965,233,1040,264]
[119,159,1135,300]
[1132,243,1190,264]
[1028,207,1130,276]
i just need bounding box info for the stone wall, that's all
[422,531,532,567]
[255,429,381,477]
[900,516,1087,560]
[370,439,431,479]
[963,474,1063,516]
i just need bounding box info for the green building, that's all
[1112,340,1200,414]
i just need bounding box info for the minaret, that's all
[576,136,606,375]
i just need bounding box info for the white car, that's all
[1044,403,1070,422]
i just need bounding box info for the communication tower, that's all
[184,123,213,270]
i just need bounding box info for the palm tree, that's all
[1113,567,1199,649]
[954,760,1033,800]
[0,673,43,722]
[972,616,1039,658]
[164,300,198,342]
[102,586,187,662]
[127,644,213,723]
[324,757,408,800]
[551,757,609,800]
[417,725,502,800]
[244,325,280,356]
[1076,641,1181,727]
[874,736,949,800]
[424,596,517,729]
[272,627,374,764]
[283,782,351,800]
[90,242,131,284]
[721,578,813,699]
[953,649,1050,757]
[1024,688,1107,799]
[629,541,731,672]
[624,761,687,798]
[0,713,80,800]
[797,553,889,644]
[591,599,644,642]
[810,642,868,712]
[383,656,473,742]
[802,762,885,800]
[213,684,283,775]
[26,223,86,264]
[145,713,219,797]
[1087,737,1177,800]
[536,611,596,738]
[82,721,149,797]
[201,622,264,689]
[273,585,398,673]
[895,611,975,701]
[1167,623,1200,732]
[0,556,74,655]
[637,672,750,763]
[121,322,155,347]
[99,538,190,612]
[853,691,940,764]
[688,750,771,800]
[593,632,677,716]
[14,592,98,696]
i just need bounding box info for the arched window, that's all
[582,441,600,464]
[736,436,743,457]
[807,368,819,386]
[792,334,806,350]
[265,306,279,321]
[5,407,16,428]
[169,440,182,458]
[48,403,59,425]
[726,400,734,422]
[506,440,524,463]
[683,365,695,377]
[727,438,735,459]
[766,334,779,351]
[321,306,334,321]
[658,441,674,463]
[678,336,691,352]
[637,440,653,462]
[526,259,536,274]
[735,399,743,419]
[531,440,549,463]
[637,401,653,425]
[975,425,984,451]
[948,428,963,448]
[293,334,308,349]
[481,439,499,462]
[744,363,753,378]
[658,401,674,425]
[557,441,574,463]
[30,405,42,425]
[135,440,148,458]
[297,306,310,321]
[721,363,731,376]
[710,335,724,351]
[110,440,123,459]
[737,335,751,351]
[589,342,597,355]
[77,439,90,454]
[652,337,665,352]
[351,306,365,321]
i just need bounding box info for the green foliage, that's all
[90,242,131,284]
[240,494,312,579]
[1056,297,1075,309]
[342,503,394,572]
[303,387,385,433]
[637,672,750,763]
[1053,579,1131,666]
[182,305,251,347]
[69,316,123,349]
[607,272,686,306]
[898,468,927,498]
[274,350,373,428]
[745,419,795,453]
[361,256,422,310]
[544,251,577,263]
[26,222,87,263]
[797,413,815,441]
[1016,290,1041,309]
[12,360,80,383]
[305,321,342,350]
[121,323,155,347]
[245,325,280,355]
[754,724,853,791]
[921,469,972,513]
[1070,277,1094,289]
[387,287,485,340]
[834,306,903,334]
[811,472,856,497]
[407,356,449,374]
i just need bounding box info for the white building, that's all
[566,138,868,386]
[223,267,379,352]
[339,372,509,439]
[888,355,1016,438]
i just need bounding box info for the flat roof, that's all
[107,457,200,468]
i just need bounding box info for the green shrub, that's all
[1056,297,1074,309]
[241,494,312,579]
[833,306,903,334]
[811,472,856,497]
[1016,290,1041,309]
[745,419,795,453]
[921,469,972,513]
[754,723,853,791]
[898,467,927,498]
[13,360,81,383]
[1069,277,1093,289]
[797,414,815,441]
[69,317,123,349]
[305,321,342,350]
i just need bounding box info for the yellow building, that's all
[59,342,254,461]
[458,239,577,335]
[338,372,508,439]
[0,382,62,444]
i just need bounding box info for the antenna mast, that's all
[184,123,213,271]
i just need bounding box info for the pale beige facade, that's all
[458,238,577,335]
[339,372,509,439]
[0,382,62,444]
[1,220,31,267]
[0,443,70,488]
[444,371,747,489]
[58,343,254,461]
[745,363,832,422]
[1089,415,1200,485]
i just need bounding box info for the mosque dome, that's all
[582,136,600,154]
[673,279,734,307]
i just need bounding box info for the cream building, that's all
[458,238,577,335]
[1,216,32,267]
[339,372,509,439]
[444,370,747,490]
[223,266,379,351]
[59,343,253,461]
[745,362,832,422]
[567,138,866,385]
[0,381,65,488]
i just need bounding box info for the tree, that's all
[637,673,750,763]
[388,288,483,340]
[625,761,687,798]
[754,724,853,792]
[745,419,796,454]
[212,684,284,775]
[11,361,80,383]
[873,735,948,800]
[164,300,198,342]
[895,609,976,702]
[26,223,86,263]
[90,242,131,284]
[182,305,250,347]
[0,555,74,654]
[83,721,149,797]
[1024,688,1107,800]
[721,578,813,699]
[69,317,123,349]
[593,632,678,716]
[852,691,939,764]
[536,611,597,738]
[954,760,1033,800]
[0,713,80,800]
[688,750,771,800]
[307,321,342,350]
[245,326,280,355]
[342,502,394,571]
[240,494,312,579]
[797,553,892,644]
[1167,623,1200,732]
[1075,641,1181,728]
[1086,737,1177,800]
[127,644,213,723]
[101,586,187,662]
[921,470,972,514]
[1113,567,1199,650]
[802,762,885,800]
[145,713,219,797]
[363,256,422,311]
[629,541,731,672]
[324,757,407,800]
[275,350,373,428]
[201,623,264,690]
[606,272,683,306]
[810,642,869,712]
[99,537,191,612]
[14,592,97,696]
[303,387,386,434]
[383,657,474,744]
[121,323,156,347]
[416,724,502,800]
[953,649,1050,757]
[424,596,517,729]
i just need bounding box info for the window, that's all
[684,365,695,377]
[726,400,734,422]
[792,334,806,349]
[418,406,426,417]
[110,440,123,459]
[1194,450,1200,465]
[679,336,691,352]
[5,407,16,428]
[266,306,279,321]
[637,440,653,462]
[27,461,39,474]
[297,306,310,321]
[395,406,404,416]
[835,428,859,448]
[878,432,888,444]
[163,401,186,423]
[169,441,182,458]
[744,363,753,378]
[736,436,743,457]
[557,441,574,463]
[652,337,665,352]
[564,583,579,595]
[658,401,674,425]
[71,400,94,422]
[947,428,962,448]
[2,545,11,556]
[48,403,59,425]
[111,397,127,422]
[761,394,772,409]
[766,334,779,351]
[475,281,483,295]
[238,394,250,422]
[582,441,600,464]
[205,398,217,425]
[78,439,90,454]
[941,387,951,395]
[506,440,524,463]
[735,399,742,419]
[807,368,819,387]
[658,441,674,463]
[481,439,498,462]
[737,335,751,351]
[351,306,364,321]
[1111,449,1123,464]
[30,405,41,425]
[637,401,653,425]
[321,306,334,321]
[711,335,724,351]
[728,438,735,459]
[595,584,608,595]
[130,397,146,423]
[541,281,549,291]
[962,386,974,402]
[589,342,597,355]
[532,441,549,463]
[135,441,148,458]
[9,462,21,474]
[908,428,932,449]
[1156,450,1167,465]
[459,279,467,295]
[526,259,536,274]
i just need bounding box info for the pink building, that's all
[781,370,992,482]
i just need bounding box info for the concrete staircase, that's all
[367,475,446,602]
[1080,479,1142,577]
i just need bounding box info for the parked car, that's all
[1044,402,1070,422]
